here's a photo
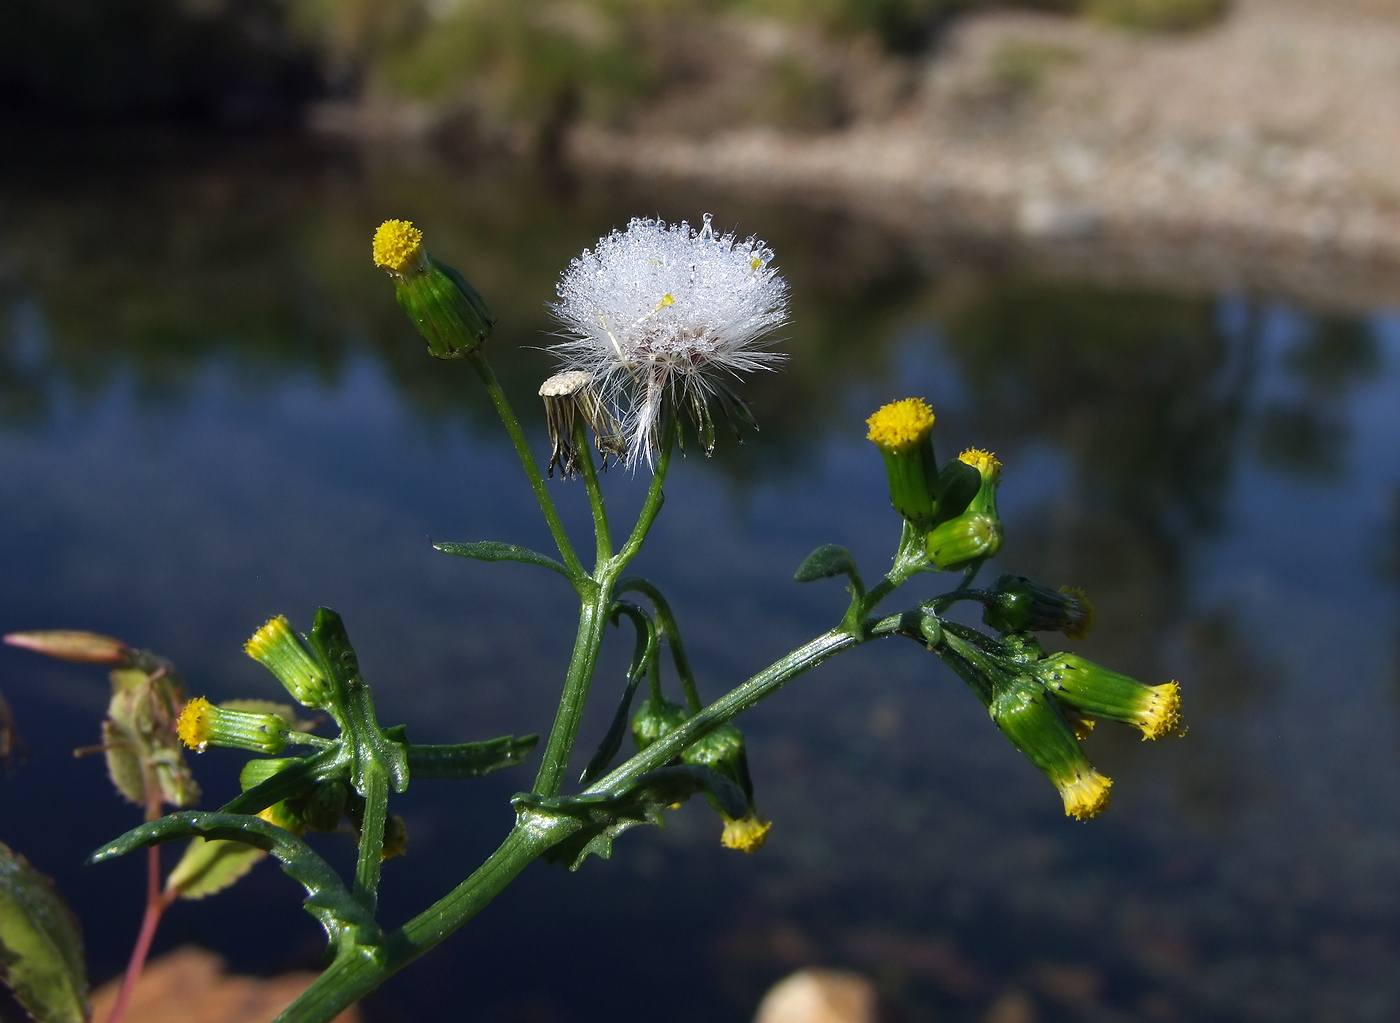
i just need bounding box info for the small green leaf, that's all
[166,838,268,900]
[794,544,860,584]
[91,812,383,958]
[0,841,89,1023]
[434,542,570,578]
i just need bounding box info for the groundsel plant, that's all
[0,216,1184,1023]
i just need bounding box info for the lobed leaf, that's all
[401,734,539,779]
[91,812,383,957]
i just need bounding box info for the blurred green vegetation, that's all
[0,0,1227,129]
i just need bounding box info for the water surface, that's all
[2,136,1399,1023]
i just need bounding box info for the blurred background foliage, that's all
[0,0,1227,134]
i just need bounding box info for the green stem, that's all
[588,628,858,794]
[618,578,702,713]
[353,767,388,914]
[860,523,929,622]
[272,816,581,1023]
[468,351,584,581]
[531,584,611,797]
[274,612,909,1023]
[575,417,613,562]
[611,416,674,571]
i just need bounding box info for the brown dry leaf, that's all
[89,947,361,1023]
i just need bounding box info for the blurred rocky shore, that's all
[556,0,1400,309]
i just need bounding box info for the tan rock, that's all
[89,946,360,1023]
[753,968,879,1023]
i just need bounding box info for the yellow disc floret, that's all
[958,447,1002,483]
[721,814,773,853]
[373,219,424,274]
[177,696,215,752]
[1137,680,1183,740]
[1057,769,1112,820]
[866,398,935,452]
[244,615,289,660]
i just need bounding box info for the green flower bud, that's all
[866,398,941,529]
[382,814,409,861]
[990,678,1111,820]
[681,723,753,799]
[244,615,329,709]
[998,630,1047,665]
[374,220,494,360]
[926,512,1002,570]
[958,448,1002,518]
[239,757,303,792]
[982,574,1096,639]
[177,698,288,755]
[682,724,772,853]
[631,697,690,751]
[1034,653,1182,740]
[299,780,350,833]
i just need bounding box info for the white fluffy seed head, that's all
[550,214,789,468]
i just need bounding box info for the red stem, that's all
[104,781,176,1023]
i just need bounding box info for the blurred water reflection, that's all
[2,138,1399,1023]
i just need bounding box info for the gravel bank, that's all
[569,0,1400,309]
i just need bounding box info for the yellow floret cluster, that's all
[958,447,1002,482]
[244,614,290,660]
[1057,769,1112,820]
[1137,680,1183,740]
[866,398,935,451]
[373,219,424,273]
[177,696,214,751]
[720,814,773,853]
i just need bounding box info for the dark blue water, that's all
[4,137,1400,1023]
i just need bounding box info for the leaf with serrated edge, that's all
[166,838,268,900]
[0,842,89,1023]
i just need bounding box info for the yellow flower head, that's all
[721,813,772,853]
[958,447,1002,483]
[866,398,935,452]
[1137,680,1183,740]
[244,615,289,660]
[244,614,329,708]
[177,696,215,752]
[1058,769,1112,820]
[1058,586,1096,640]
[373,219,424,274]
